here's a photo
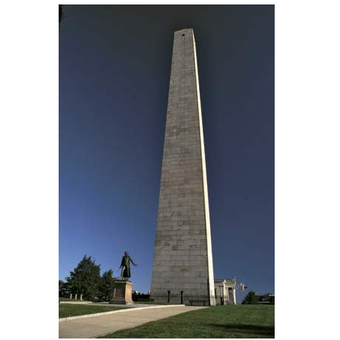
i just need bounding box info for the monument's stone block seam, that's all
[151,29,215,305]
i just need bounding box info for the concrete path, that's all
[59,305,206,338]
[60,301,154,308]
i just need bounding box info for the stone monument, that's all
[109,280,133,304]
[214,278,237,305]
[150,28,215,306]
[109,251,137,305]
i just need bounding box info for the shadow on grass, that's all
[210,324,274,338]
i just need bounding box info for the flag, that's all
[240,282,247,291]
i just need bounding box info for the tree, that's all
[98,270,115,302]
[242,291,258,304]
[59,280,64,297]
[59,280,71,298]
[66,255,101,300]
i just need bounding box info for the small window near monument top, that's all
[182,34,185,36]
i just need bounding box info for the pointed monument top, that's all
[174,28,194,35]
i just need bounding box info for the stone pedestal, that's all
[109,280,133,304]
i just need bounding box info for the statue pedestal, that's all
[109,280,133,304]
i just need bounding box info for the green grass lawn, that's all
[59,304,130,319]
[59,297,73,302]
[100,305,275,338]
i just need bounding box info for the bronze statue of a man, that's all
[120,251,137,280]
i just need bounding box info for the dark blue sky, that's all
[59,5,274,301]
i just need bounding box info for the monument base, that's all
[109,280,133,305]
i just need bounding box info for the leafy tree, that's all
[98,269,115,302]
[66,255,101,300]
[242,291,258,304]
[59,280,64,297]
[59,280,71,297]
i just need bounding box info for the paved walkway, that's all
[59,305,206,338]
[59,301,154,308]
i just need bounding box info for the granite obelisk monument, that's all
[150,28,215,306]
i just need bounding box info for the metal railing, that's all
[150,294,235,306]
